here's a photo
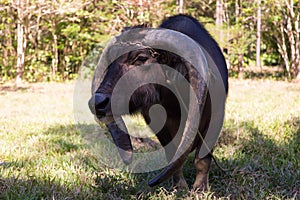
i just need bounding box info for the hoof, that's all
[192,181,209,192]
[172,180,189,191]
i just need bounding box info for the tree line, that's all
[0,0,299,83]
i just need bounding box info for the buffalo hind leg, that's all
[193,153,212,191]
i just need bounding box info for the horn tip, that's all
[148,180,158,187]
[148,176,162,187]
[122,157,132,165]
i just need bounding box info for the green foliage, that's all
[0,0,299,82]
[262,52,279,66]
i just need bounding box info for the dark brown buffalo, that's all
[88,14,228,191]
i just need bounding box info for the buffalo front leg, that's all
[156,130,188,190]
[193,153,212,191]
[172,166,188,190]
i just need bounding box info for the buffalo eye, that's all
[132,55,148,65]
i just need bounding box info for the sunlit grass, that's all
[0,79,299,199]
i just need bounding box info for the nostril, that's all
[95,93,110,111]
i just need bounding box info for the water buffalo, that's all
[88,14,228,191]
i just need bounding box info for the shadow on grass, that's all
[1,119,299,199]
[0,175,89,199]
[205,117,299,199]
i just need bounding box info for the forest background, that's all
[0,0,300,84]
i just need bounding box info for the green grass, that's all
[0,79,299,199]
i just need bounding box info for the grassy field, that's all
[0,79,299,199]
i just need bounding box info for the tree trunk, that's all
[256,0,261,70]
[138,0,144,21]
[278,23,291,78]
[178,0,184,14]
[35,13,41,62]
[295,13,300,79]
[235,0,243,75]
[223,1,231,69]
[51,20,58,80]
[216,0,223,42]
[16,0,24,85]
[3,27,9,67]
[278,0,300,79]
[216,0,223,26]
[286,0,300,79]
[238,53,243,78]
[235,0,240,23]
[285,0,296,78]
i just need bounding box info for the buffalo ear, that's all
[158,51,189,83]
[162,53,207,106]
[187,62,208,106]
[157,51,169,64]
